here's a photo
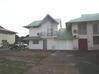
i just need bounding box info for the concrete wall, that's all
[72,23,78,50]
[72,22,98,50]
[0,33,15,47]
[29,40,43,49]
[87,23,93,50]
[47,38,73,50]
[29,38,73,50]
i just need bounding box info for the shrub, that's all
[1,41,9,48]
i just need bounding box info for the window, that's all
[93,24,99,34]
[33,40,39,44]
[93,36,99,44]
[47,26,51,35]
[2,40,7,43]
[37,33,40,36]
[78,23,87,34]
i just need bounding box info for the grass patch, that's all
[0,58,38,74]
[0,50,55,74]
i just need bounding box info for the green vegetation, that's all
[0,50,97,74]
[0,50,56,74]
[0,58,35,74]
[15,35,29,44]
[1,41,9,48]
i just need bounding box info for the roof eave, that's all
[24,25,40,29]
[0,30,16,34]
[66,20,99,24]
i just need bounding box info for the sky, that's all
[0,0,99,36]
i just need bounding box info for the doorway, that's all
[43,39,47,50]
[78,39,88,50]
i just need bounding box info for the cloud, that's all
[0,0,99,36]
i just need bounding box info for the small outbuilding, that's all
[0,26,16,47]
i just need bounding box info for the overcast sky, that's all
[0,0,99,36]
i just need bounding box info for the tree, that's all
[15,35,20,44]
[15,35,29,44]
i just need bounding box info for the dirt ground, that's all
[0,50,98,74]
[24,50,98,74]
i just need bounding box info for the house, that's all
[66,13,99,50]
[24,14,73,50]
[0,26,16,47]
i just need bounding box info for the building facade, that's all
[0,26,16,47]
[66,13,99,50]
[24,14,73,50]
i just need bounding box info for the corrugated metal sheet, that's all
[67,13,99,23]
[24,14,60,28]
[57,28,72,40]
[0,26,16,34]
[24,36,41,40]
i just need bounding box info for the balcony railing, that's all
[38,31,57,38]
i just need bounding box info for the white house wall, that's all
[29,21,58,37]
[29,39,73,50]
[87,23,93,50]
[29,27,41,36]
[47,39,73,50]
[72,23,78,50]
[28,19,73,50]
[29,40,43,49]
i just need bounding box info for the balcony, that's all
[38,31,57,38]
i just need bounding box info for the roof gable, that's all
[40,14,59,25]
[25,14,59,28]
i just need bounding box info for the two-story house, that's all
[24,14,73,50]
[66,13,99,50]
[0,26,16,47]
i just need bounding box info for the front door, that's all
[78,39,88,50]
[43,39,47,50]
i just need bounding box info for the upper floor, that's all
[25,14,60,38]
[66,13,99,47]
[69,22,99,36]
[66,13,99,36]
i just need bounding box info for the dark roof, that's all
[0,26,16,34]
[67,13,99,23]
[24,14,60,28]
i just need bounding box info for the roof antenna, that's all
[60,19,62,29]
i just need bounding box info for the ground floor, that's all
[73,36,99,50]
[29,38,73,50]
[28,36,99,50]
